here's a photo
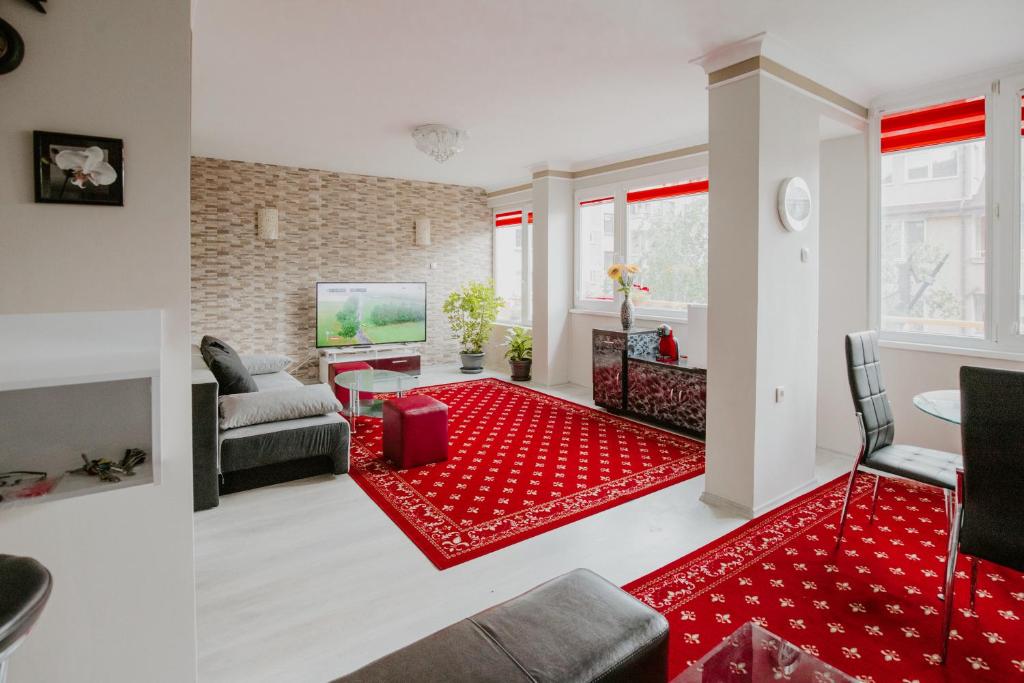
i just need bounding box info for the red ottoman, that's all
[328,361,374,407]
[383,395,449,469]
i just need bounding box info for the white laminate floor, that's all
[194,365,851,683]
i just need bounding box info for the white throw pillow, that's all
[219,384,342,430]
[240,354,293,375]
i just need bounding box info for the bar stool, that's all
[0,554,52,682]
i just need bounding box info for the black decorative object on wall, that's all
[33,131,125,206]
[0,18,25,74]
[0,1,48,76]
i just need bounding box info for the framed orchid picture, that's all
[33,130,124,206]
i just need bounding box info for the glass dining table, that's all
[913,389,961,425]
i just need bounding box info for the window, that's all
[873,80,1024,354]
[493,208,532,324]
[626,180,709,313]
[904,146,960,181]
[575,174,709,316]
[879,97,986,339]
[577,197,616,303]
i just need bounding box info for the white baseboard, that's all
[699,491,756,519]
[700,477,820,519]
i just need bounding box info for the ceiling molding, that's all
[707,55,867,119]
[572,143,709,179]
[486,183,533,199]
[531,169,574,180]
[487,143,711,194]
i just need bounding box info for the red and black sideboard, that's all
[592,327,706,437]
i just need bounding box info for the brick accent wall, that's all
[190,157,491,379]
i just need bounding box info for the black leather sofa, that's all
[332,569,669,683]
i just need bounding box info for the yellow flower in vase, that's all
[606,264,623,280]
[626,264,639,274]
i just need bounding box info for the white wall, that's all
[531,176,574,385]
[0,2,196,682]
[817,134,869,456]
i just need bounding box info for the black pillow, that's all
[200,335,258,395]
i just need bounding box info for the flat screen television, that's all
[316,282,427,348]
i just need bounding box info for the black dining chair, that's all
[835,331,963,550]
[940,366,1024,661]
[0,554,52,682]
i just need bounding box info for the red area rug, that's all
[349,378,705,569]
[625,475,1024,682]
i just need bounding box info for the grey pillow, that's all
[241,354,293,375]
[200,335,258,395]
[219,384,342,430]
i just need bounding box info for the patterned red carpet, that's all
[625,475,1024,682]
[349,378,705,569]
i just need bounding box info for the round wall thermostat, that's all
[777,177,812,232]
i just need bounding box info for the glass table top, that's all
[334,369,418,419]
[672,622,858,682]
[912,389,961,425]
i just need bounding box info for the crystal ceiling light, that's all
[412,124,468,163]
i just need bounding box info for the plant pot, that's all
[509,359,532,381]
[459,352,485,374]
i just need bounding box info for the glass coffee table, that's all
[673,622,857,682]
[334,369,418,432]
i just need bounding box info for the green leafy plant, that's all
[442,280,504,354]
[503,326,533,362]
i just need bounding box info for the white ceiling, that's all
[191,0,1024,191]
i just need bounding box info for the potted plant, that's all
[443,280,504,374]
[504,326,533,381]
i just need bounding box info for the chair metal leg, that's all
[969,557,979,611]
[0,658,7,683]
[868,475,881,525]
[834,465,860,552]
[940,504,963,663]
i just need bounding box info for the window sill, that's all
[569,308,689,325]
[879,338,1024,363]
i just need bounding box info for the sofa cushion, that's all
[241,354,293,375]
[253,371,302,392]
[219,413,349,475]
[200,335,258,395]
[219,384,342,430]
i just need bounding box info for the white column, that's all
[699,44,826,517]
[531,172,574,385]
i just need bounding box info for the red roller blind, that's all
[494,210,532,228]
[881,97,985,154]
[626,178,709,204]
[578,179,709,208]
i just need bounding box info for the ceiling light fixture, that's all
[412,124,468,164]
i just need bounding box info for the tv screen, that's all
[316,282,427,348]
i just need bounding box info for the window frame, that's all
[492,203,532,326]
[869,74,1024,356]
[573,169,710,319]
[573,182,622,313]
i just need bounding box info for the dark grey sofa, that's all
[333,569,669,683]
[191,346,350,511]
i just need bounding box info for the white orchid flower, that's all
[54,146,117,189]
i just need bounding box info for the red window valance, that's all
[881,97,985,154]
[626,178,709,204]
[578,179,709,207]
[494,210,533,228]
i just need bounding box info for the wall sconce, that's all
[414,217,431,246]
[257,208,279,241]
